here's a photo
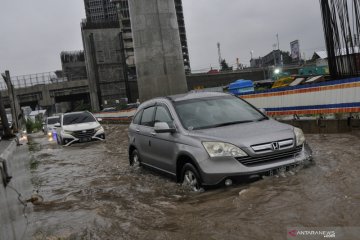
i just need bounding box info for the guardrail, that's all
[239,77,360,115]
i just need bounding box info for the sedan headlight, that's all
[202,142,248,158]
[294,127,305,146]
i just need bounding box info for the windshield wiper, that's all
[209,120,254,128]
[256,116,268,122]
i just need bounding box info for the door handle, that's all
[136,129,140,133]
[150,132,156,136]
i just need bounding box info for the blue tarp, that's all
[228,79,254,94]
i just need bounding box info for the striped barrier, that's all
[239,77,360,116]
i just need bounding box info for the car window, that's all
[140,107,155,127]
[63,112,96,125]
[175,96,265,130]
[155,106,172,125]
[133,110,143,125]
[47,117,60,125]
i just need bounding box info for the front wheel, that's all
[130,149,141,167]
[181,163,203,192]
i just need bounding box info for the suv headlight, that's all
[202,142,248,158]
[63,130,73,135]
[95,126,104,132]
[294,127,305,146]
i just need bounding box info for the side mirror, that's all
[154,122,176,133]
[259,108,267,115]
[97,118,103,122]
[54,123,61,128]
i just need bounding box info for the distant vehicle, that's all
[228,79,254,94]
[43,116,60,136]
[54,111,105,146]
[101,107,117,112]
[124,103,139,110]
[128,92,313,191]
[207,69,219,74]
[6,114,12,128]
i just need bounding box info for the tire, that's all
[181,163,203,192]
[130,149,141,167]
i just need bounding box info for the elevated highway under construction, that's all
[0,66,303,113]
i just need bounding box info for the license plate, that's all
[266,165,297,176]
[80,137,91,143]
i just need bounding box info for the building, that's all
[81,0,190,110]
[81,20,128,111]
[83,0,190,72]
[60,51,87,81]
[312,47,360,68]
[83,0,118,23]
[250,50,292,68]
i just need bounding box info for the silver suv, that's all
[128,92,312,190]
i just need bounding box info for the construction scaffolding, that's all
[320,0,360,79]
[0,72,68,90]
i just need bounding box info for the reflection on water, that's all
[29,127,360,240]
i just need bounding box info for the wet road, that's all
[28,125,360,240]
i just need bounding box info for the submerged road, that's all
[28,125,360,239]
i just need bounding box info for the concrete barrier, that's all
[0,139,32,240]
[280,118,360,134]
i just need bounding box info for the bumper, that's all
[198,143,313,186]
[60,130,105,146]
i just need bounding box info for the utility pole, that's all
[2,71,20,132]
[273,44,277,66]
[0,89,12,138]
[111,0,132,103]
[217,42,222,69]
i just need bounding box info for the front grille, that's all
[251,138,294,153]
[236,146,303,166]
[72,129,95,139]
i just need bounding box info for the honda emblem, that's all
[271,142,280,151]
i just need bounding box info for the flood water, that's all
[28,125,360,240]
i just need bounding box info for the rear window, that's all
[47,117,59,125]
[63,112,96,126]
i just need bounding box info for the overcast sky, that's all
[0,0,325,76]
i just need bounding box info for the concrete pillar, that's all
[3,71,21,131]
[39,85,55,107]
[128,0,188,102]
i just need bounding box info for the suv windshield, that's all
[47,117,59,125]
[63,112,96,126]
[174,96,266,130]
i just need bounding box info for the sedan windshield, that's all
[63,112,96,126]
[174,96,266,130]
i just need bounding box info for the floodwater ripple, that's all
[29,126,360,240]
